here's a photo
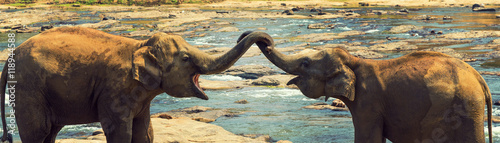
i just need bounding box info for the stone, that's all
[106,25,134,31]
[199,79,249,90]
[152,106,242,122]
[160,26,188,33]
[331,99,346,108]
[216,27,239,32]
[411,15,437,20]
[422,47,466,59]
[56,118,268,143]
[438,31,500,39]
[222,65,276,79]
[443,15,453,20]
[338,30,366,37]
[477,51,500,59]
[277,140,293,143]
[79,20,120,29]
[389,25,423,33]
[307,23,326,29]
[41,25,53,31]
[282,10,294,15]
[234,99,249,104]
[252,75,297,88]
[303,102,348,111]
[350,50,387,59]
[369,42,418,51]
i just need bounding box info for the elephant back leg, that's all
[44,125,64,143]
[15,91,54,142]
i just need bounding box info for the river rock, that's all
[307,23,326,29]
[152,106,242,122]
[438,31,500,39]
[251,75,296,88]
[331,99,346,108]
[493,38,500,44]
[277,140,293,143]
[199,78,249,90]
[368,41,418,51]
[123,30,156,37]
[41,25,54,31]
[303,102,348,111]
[422,47,465,59]
[16,27,39,33]
[443,15,453,20]
[477,51,500,59]
[389,25,423,33]
[234,99,249,104]
[161,26,188,33]
[105,25,133,31]
[350,50,387,59]
[56,118,269,143]
[338,30,366,37]
[297,33,338,42]
[282,10,294,15]
[222,65,276,79]
[411,15,437,20]
[216,27,239,32]
[79,20,120,29]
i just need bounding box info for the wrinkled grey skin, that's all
[0,27,273,143]
[239,31,493,143]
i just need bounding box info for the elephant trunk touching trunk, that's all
[195,31,274,74]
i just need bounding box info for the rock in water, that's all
[234,99,249,104]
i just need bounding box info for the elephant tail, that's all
[0,64,12,142]
[485,81,493,143]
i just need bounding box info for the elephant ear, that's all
[132,46,162,89]
[325,64,356,101]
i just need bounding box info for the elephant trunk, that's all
[240,33,301,75]
[195,31,274,74]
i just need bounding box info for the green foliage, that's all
[117,0,123,4]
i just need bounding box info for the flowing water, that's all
[0,6,500,142]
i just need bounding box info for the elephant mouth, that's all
[192,74,208,100]
[287,76,300,86]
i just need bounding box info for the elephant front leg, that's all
[352,114,385,143]
[99,116,134,143]
[132,107,154,143]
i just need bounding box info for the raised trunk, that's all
[194,31,274,74]
[255,40,302,75]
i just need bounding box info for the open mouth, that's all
[192,74,208,100]
[287,76,300,86]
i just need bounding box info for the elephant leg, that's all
[43,125,64,143]
[352,114,385,143]
[16,92,51,143]
[132,107,153,143]
[97,99,134,143]
[99,116,133,143]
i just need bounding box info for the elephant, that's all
[0,27,273,143]
[239,31,493,143]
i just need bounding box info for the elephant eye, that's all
[301,60,310,68]
[182,56,190,61]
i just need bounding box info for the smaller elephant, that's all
[0,27,273,143]
[240,31,493,143]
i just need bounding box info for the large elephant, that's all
[239,31,493,143]
[0,27,273,143]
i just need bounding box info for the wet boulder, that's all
[303,102,348,111]
[389,25,423,33]
[350,50,387,59]
[282,10,294,15]
[222,65,277,79]
[422,47,466,59]
[216,27,239,32]
[234,99,249,104]
[307,23,326,29]
[443,15,453,20]
[369,41,418,51]
[331,99,346,108]
[411,15,438,20]
[41,25,53,31]
[251,75,296,88]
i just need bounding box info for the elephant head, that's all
[239,31,357,102]
[133,31,273,100]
